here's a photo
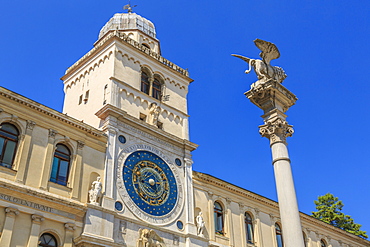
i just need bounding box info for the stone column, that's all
[39,129,58,190]
[64,223,76,247]
[246,80,304,247]
[27,214,44,247]
[0,207,19,246]
[15,120,35,183]
[184,158,196,234]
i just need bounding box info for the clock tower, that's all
[62,9,204,247]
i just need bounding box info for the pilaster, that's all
[64,223,76,247]
[184,158,196,234]
[238,204,247,247]
[39,129,58,190]
[27,214,45,247]
[0,207,19,246]
[71,141,85,199]
[103,126,117,208]
[207,191,215,240]
[226,198,234,247]
[15,120,36,183]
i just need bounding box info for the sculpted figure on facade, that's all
[88,176,102,204]
[196,212,205,236]
[232,39,287,84]
[148,103,161,126]
[137,228,166,247]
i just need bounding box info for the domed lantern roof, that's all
[98,12,157,40]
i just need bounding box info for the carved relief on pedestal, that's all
[137,229,166,247]
[259,118,294,144]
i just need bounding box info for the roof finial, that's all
[123,0,137,13]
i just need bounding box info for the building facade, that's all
[0,9,368,247]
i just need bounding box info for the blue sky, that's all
[1,0,369,235]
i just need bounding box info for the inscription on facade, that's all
[0,193,76,219]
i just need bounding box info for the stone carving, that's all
[64,223,76,231]
[31,214,44,224]
[148,103,161,126]
[196,212,205,236]
[48,129,58,138]
[77,140,85,150]
[232,39,287,84]
[26,120,36,131]
[259,118,294,144]
[137,228,166,247]
[88,177,102,204]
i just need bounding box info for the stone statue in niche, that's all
[137,228,166,247]
[88,176,102,204]
[232,39,287,85]
[148,103,161,126]
[196,212,205,236]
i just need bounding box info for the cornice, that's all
[193,171,279,209]
[63,30,192,81]
[95,104,198,152]
[0,87,106,139]
[193,171,370,245]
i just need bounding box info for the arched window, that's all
[245,212,254,244]
[140,69,164,100]
[39,233,57,247]
[152,77,162,100]
[321,239,327,247]
[214,201,224,235]
[50,144,71,186]
[0,123,19,168]
[275,223,283,247]
[141,71,150,95]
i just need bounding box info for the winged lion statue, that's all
[232,39,287,84]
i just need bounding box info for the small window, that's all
[39,233,57,247]
[50,144,71,186]
[275,223,283,247]
[103,84,108,104]
[84,90,89,103]
[142,43,150,49]
[157,121,163,130]
[141,72,150,95]
[79,95,83,105]
[0,123,19,168]
[152,78,162,100]
[321,239,327,247]
[245,212,254,244]
[139,113,147,122]
[214,201,224,235]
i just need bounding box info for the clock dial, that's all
[123,151,178,216]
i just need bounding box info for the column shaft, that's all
[271,142,304,247]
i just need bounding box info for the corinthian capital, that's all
[259,118,294,144]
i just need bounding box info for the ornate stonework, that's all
[259,118,294,144]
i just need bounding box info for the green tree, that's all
[312,193,368,239]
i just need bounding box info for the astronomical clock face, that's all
[117,145,183,225]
